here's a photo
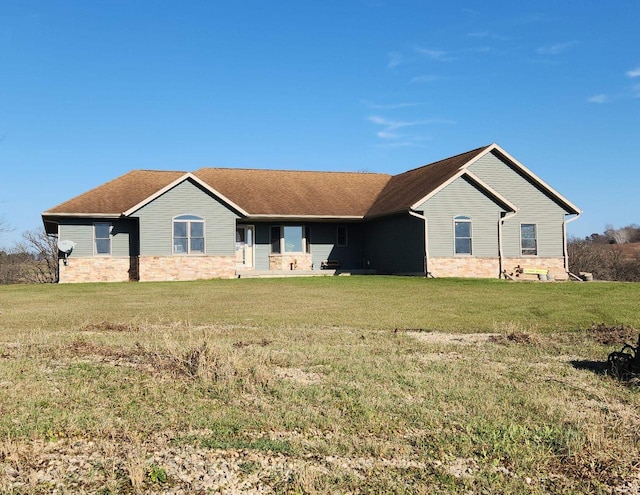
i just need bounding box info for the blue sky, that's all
[1,1,639,247]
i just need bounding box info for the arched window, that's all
[173,215,205,254]
[454,216,472,255]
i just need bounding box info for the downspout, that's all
[563,212,582,273]
[409,210,431,277]
[499,210,518,279]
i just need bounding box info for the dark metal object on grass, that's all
[608,334,640,380]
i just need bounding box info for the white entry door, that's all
[235,225,254,268]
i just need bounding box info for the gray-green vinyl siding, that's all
[418,176,504,257]
[132,179,239,256]
[364,214,425,273]
[309,223,363,270]
[58,218,136,257]
[469,152,567,257]
[251,222,364,271]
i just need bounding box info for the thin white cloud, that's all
[368,115,455,147]
[587,94,609,104]
[414,47,455,62]
[626,67,640,78]
[536,41,578,55]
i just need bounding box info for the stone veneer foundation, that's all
[59,256,236,283]
[138,256,236,282]
[268,253,313,271]
[59,257,135,283]
[429,257,566,279]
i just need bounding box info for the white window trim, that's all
[93,222,112,256]
[520,222,538,256]
[271,225,309,254]
[173,215,205,255]
[336,225,348,248]
[453,215,472,256]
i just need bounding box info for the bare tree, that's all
[0,215,12,237]
[13,229,58,283]
[605,224,631,244]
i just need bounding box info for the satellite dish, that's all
[58,240,76,254]
[57,240,76,266]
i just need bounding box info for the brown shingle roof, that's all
[44,170,186,215]
[366,145,491,217]
[42,145,501,220]
[193,168,390,217]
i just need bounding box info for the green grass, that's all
[2,276,640,332]
[0,276,639,493]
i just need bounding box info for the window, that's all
[454,216,472,255]
[94,223,111,255]
[270,225,309,253]
[521,224,537,256]
[336,226,348,247]
[284,226,304,252]
[173,215,205,254]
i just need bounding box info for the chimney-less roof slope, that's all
[44,170,187,215]
[194,168,391,217]
[366,145,491,217]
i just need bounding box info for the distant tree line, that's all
[568,224,640,282]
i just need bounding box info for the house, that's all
[42,143,581,283]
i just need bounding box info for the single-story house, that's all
[42,143,581,283]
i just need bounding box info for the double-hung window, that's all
[521,224,537,256]
[173,215,205,254]
[94,222,111,255]
[454,216,472,255]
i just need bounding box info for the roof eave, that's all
[245,214,364,221]
[42,212,123,218]
[462,171,518,212]
[123,172,251,217]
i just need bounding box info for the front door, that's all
[235,225,254,268]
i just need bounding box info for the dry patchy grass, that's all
[0,277,639,493]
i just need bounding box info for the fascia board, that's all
[42,212,122,218]
[246,214,364,221]
[122,173,250,217]
[463,171,518,212]
[409,168,468,210]
[490,144,582,215]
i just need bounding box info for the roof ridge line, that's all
[194,167,390,176]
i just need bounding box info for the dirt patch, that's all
[407,331,500,345]
[589,323,637,346]
[489,332,536,345]
[274,367,323,385]
[233,339,272,348]
[80,321,141,333]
